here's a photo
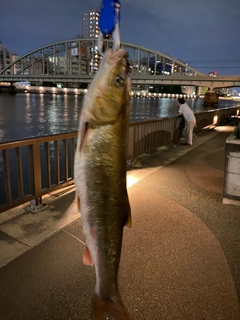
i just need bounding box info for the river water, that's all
[0,93,240,143]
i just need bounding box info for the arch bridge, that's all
[0,38,203,80]
[1,38,240,90]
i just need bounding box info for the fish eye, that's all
[114,76,124,87]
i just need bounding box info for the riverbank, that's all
[1,84,240,101]
[9,85,200,99]
[219,96,240,101]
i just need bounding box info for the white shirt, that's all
[178,103,196,122]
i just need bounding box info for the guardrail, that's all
[0,106,239,213]
[0,133,77,213]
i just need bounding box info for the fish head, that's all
[83,48,131,126]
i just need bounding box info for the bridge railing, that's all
[0,106,239,213]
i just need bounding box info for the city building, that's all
[174,62,186,74]
[137,57,173,76]
[0,41,17,74]
[51,46,88,76]
[81,9,102,74]
[81,9,100,38]
[181,85,208,96]
[11,53,21,74]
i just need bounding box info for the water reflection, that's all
[0,114,4,141]
[63,94,69,124]
[0,93,239,142]
[25,93,31,124]
[39,94,47,128]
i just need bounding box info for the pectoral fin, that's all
[83,245,94,266]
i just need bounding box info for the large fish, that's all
[74,48,132,320]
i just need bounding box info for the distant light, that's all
[213,115,218,124]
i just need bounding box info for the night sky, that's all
[1,0,240,75]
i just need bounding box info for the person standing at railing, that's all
[178,97,196,146]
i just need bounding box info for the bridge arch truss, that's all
[0,38,205,80]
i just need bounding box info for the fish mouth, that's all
[107,49,128,63]
[106,49,131,76]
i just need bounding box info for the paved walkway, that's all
[0,126,240,320]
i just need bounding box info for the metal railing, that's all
[128,106,239,159]
[0,132,77,213]
[0,106,239,213]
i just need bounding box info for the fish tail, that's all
[108,300,131,320]
[92,294,130,320]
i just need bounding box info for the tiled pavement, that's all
[0,126,240,320]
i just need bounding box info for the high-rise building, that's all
[81,9,102,74]
[81,9,100,38]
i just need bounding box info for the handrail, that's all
[0,132,77,212]
[0,106,239,213]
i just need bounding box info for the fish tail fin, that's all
[92,294,108,320]
[92,294,130,320]
[108,300,131,320]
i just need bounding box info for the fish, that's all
[74,48,132,320]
